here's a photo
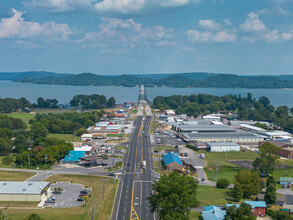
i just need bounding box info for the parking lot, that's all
[155,130,183,146]
[44,182,85,208]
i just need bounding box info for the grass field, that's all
[131,109,138,114]
[197,185,233,207]
[0,170,35,181]
[105,162,123,172]
[143,109,147,116]
[48,133,82,142]
[190,211,201,219]
[106,138,129,144]
[149,120,158,134]
[152,146,175,152]
[106,134,130,138]
[115,145,127,150]
[5,113,35,127]
[4,174,118,220]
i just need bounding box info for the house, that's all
[280,177,293,188]
[162,152,184,172]
[226,201,266,217]
[201,206,226,220]
[257,193,286,206]
[22,107,32,113]
[0,181,50,202]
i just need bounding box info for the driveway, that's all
[44,181,84,208]
[179,145,206,180]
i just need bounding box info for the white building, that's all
[207,142,240,152]
[0,182,50,202]
[166,110,176,116]
[203,114,221,121]
[80,133,93,141]
[240,124,266,133]
[259,131,292,141]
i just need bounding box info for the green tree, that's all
[269,210,293,220]
[265,184,276,205]
[266,176,276,188]
[235,170,260,198]
[30,123,49,140]
[232,184,243,201]
[253,142,280,176]
[2,155,13,165]
[148,172,199,220]
[75,128,88,136]
[0,138,12,154]
[27,213,44,220]
[224,203,256,220]
[216,178,230,189]
[107,97,116,108]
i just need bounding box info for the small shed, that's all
[280,177,293,187]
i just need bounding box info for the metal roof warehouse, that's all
[181,132,265,143]
[172,125,236,133]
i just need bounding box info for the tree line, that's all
[14,72,293,89]
[0,94,116,113]
[153,93,293,133]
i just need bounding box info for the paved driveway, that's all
[44,181,84,208]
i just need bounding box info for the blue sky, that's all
[0,0,293,75]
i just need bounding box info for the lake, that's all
[0,81,292,107]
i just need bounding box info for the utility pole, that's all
[44,155,48,180]
[214,158,218,182]
[27,154,30,168]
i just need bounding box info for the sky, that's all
[0,0,293,75]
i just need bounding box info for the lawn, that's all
[105,162,123,172]
[33,108,76,114]
[149,119,158,134]
[0,170,36,181]
[5,113,35,127]
[106,134,130,138]
[190,211,201,219]
[48,133,82,142]
[115,145,127,150]
[106,138,129,144]
[152,146,175,152]
[4,174,119,220]
[131,109,138,114]
[143,109,147,116]
[197,185,233,207]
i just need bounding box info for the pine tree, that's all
[265,184,276,205]
[232,183,243,201]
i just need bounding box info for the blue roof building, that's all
[162,152,183,171]
[162,152,182,166]
[201,206,226,220]
[64,150,86,164]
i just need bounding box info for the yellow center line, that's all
[130,181,139,220]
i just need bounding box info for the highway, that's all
[113,115,155,220]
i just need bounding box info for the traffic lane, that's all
[118,174,134,219]
[141,181,154,220]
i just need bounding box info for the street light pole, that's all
[44,154,48,180]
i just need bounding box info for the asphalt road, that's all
[113,116,155,220]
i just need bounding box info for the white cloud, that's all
[282,31,293,40]
[240,12,266,32]
[79,17,175,48]
[263,29,280,42]
[257,5,289,15]
[187,29,235,43]
[14,40,38,49]
[94,0,201,17]
[0,8,73,40]
[198,19,221,30]
[23,0,95,12]
[223,18,232,26]
[213,30,236,42]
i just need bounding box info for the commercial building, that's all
[80,133,93,141]
[257,131,292,141]
[74,145,93,154]
[162,152,184,172]
[0,181,50,202]
[166,110,176,116]
[240,124,266,133]
[181,132,265,144]
[203,114,221,121]
[172,124,236,133]
[207,142,240,152]
[278,148,293,159]
[194,143,207,150]
[64,150,86,164]
[228,120,270,127]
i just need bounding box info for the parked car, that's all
[80,190,89,194]
[79,193,89,197]
[107,173,115,177]
[52,190,62,194]
[77,197,84,202]
[201,178,205,182]
[45,196,56,203]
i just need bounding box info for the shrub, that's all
[216,178,230,188]
[2,155,13,165]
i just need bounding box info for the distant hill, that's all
[0,71,68,81]
[1,71,293,89]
